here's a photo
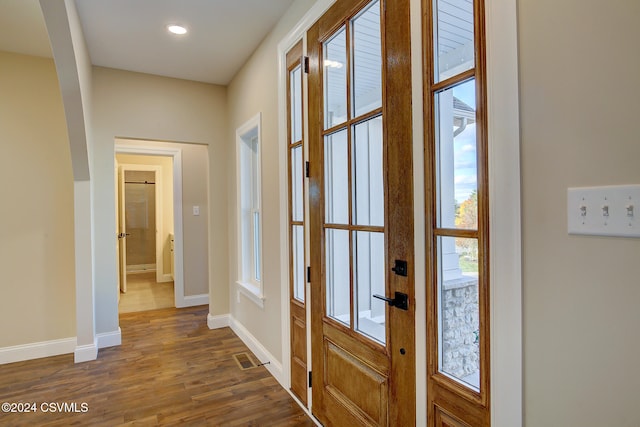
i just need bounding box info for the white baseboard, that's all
[126,264,156,273]
[0,337,76,365]
[97,328,121,349]
[74,342,98,363]
[178,293,208,308]
[207,313,230,329]
[229,316,284,387]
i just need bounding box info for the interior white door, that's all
[118,165,128,293]
[115,159,121,301]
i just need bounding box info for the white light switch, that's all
[568,185,640,237]
[193,206,200,216]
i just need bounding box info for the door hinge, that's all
[303,56,309,74]
[308,371,312,388]
[306,266,311,283]
[305,161,310,178]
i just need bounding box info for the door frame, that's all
[117,163,164,284]
[114,142,186,308]
[275,0,522,425]
[277,0,338,414]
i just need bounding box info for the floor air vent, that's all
[232,352,258,370]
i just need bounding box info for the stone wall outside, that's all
[441,275,479,381]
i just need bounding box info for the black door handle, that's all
[373,292,408,311]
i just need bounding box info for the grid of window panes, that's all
[322,0,386,345]
[289,63,305,303]
[431,0,485,392]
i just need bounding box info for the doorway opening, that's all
[116,157,175,313]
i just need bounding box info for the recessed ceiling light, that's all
[167,25,187,35]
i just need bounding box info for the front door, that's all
[307,0,414,425]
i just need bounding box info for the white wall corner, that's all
[97,328,122,349]
[74,342,98,363]
[229,316,284,387]
[0,337,77,365]
[207,313,230,329]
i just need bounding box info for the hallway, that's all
[0,306,313,426]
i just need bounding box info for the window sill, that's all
[236,281,265,308]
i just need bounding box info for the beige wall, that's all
[116,154,174,276]
[519,0,640,425]
[93,67,229,334]
[117,141,210,296]
[226,0,316,362]
[0,51,75,347]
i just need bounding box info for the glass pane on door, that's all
[291,145,304,222]
[290,65,303,142]
[433,0,475,82]
[292,224,305,302]
[354,231,386,343]
[326,228,351,326]
[324,27,347,129]
[324,130,349,224]
[352,116,383,227]
[352,0,382,117]
[435,79,477,229]
[437,236,479,390]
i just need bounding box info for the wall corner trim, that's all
[74,342,98,363]
[229,316,284,387]
[0,337,77,365]
[207,313,230,329]
[97,328,122,349]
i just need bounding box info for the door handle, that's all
[373,292,408,311]
[117,232,131,239]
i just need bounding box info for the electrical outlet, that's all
[568,185,640,237]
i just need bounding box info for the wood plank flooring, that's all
[0,306,314,426]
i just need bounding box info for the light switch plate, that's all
[193,205,200,216]
[568,185,640,237]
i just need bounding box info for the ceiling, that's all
[0,0,295,85]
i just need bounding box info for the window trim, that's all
[236,112,265,308]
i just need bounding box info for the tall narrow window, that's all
[286,40,308,405]
[426,0,489,424]
[237,114,263,303]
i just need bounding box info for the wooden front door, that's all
[307,0,414,425]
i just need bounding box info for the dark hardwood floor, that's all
[0,306,315,426]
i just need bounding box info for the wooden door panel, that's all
[290,301,307,403]
[324,338,388,425]
[434,406,472,427]
[323,323,388,371]
[429,376,488,426]
[292,310,307,365]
